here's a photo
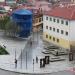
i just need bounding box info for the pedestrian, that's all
[33,59,34,72]
[15,59,17,68]
[30,40,32,46]
[36,56,38,63]
[29,38,32,47]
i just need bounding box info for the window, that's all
[66,21,68,25]
[57,29,59,33]
[53,37,55,41]
[50,17,52,21]
[39,18,41,22]
[61,30,64,34]
[53,18,56,22]
[61,20,64,24]
[57,19,59,23]
[46,17,48,20]
[57,39,59,43]
[46,35,48,38]
[66,32,68,36]
[35,19,38,23]
[50,27,52,30]
[49,36,51,39]
[53,28,55,32]
[46,26,48,29]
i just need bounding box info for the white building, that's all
[0,0,5,2]
[43,6,75,50]
[5,0,17,5]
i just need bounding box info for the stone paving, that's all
[0,31,75,74]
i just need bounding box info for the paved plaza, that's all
[0,31,74,74]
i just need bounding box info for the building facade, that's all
[33,12,43,32]
[43,6,75,50]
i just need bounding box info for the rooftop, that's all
[45,5,75,20]
[12,9,32,15]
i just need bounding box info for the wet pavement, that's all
[0,31,75,74]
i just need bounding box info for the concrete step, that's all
[50,57,65,62]
[50,51,68,56]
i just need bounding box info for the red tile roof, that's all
[45,5,75,20]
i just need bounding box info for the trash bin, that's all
[45,56,50,64]
[40,58,45,68]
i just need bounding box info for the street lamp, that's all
[26,49,27,70]
[21,49,22,69]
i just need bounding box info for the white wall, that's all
[43,15,69,40]
[69,21,75,41]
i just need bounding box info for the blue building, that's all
[11,9,33,38]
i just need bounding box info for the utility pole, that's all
[21,50,22,69]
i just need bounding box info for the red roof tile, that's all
[45,5,75,20]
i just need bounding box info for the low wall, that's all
[0,68,51,75]
[0,68,72,75]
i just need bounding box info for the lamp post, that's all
[26,50,27,70]
[21,50,22,69]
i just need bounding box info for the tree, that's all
[17,0,27,3]
[0,16,10,30]
[5,20,21,37]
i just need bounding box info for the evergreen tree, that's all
[0,16,10,30]
[5,21,21,37]
[17,0,27,3]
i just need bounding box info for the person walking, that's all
[33,59,34,72]
[15,59,17,68]
[36,56,38,63]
